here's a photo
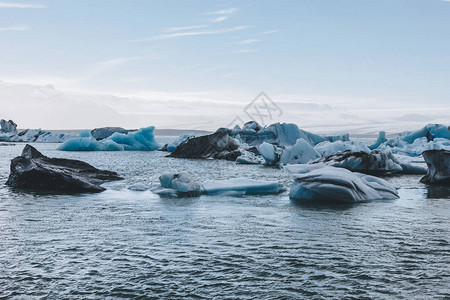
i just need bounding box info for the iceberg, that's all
[153,172,202,196]
[369,131,387,150]
[314,140,370,157]
[58,126,160,151]
[309,149,426,175]
[0,119,75,143]
[279,138,321,165]
[257,142,280,165]
[287,165,399,203]
[90,127,134,140]
[168,128,240,161]
[166,134,199,152]
[0,119,17,134]
[202,178,284,195]
[375,124,450,156]
[420,150,450,185]
[232,121,326,147]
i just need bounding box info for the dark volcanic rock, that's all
[420,150,450,185]
[168,128,240,161]
[6,145,123,193]
[90,127,134,140]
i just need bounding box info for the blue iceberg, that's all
[59,126,160,151]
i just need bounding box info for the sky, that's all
[0,0,449,132]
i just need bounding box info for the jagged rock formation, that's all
[6,145,122,193]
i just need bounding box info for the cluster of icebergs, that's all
[2,117,449,204]
[0,119,76,143]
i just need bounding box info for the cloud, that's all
[238,39,260,44]
[0,2,46,8]
[212,16,228,22]
[0,25,28,31]
[94,55,161,71]
[132,25,251,42]
[261,30,278,35]
[206,8,238,15]
[164,25,208,32]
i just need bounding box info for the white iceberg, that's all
[279,138,321,165]
[202,178,284,195]
[287,165,399,203]
[375,124,450,156]
[58,126,160,151]
[314,140,370,157]
[257,142,280,165]
[153,172,202,196]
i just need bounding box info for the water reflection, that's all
[427,185,450,199]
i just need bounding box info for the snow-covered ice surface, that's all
[287,165,399,203]
[58,127,160,151]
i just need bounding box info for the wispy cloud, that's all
[238,39,260,45]
[206,8,238,15]
[132,25,251,42]
[212,16,228,23]
[0,25,28,31]
[0,2,46,8]
[95,55,162,71]
[164,25,208,32]
[262,30,278,35]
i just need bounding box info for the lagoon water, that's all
[0,138,449,299]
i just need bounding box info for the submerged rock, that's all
[168,128,240,161]
[90,127,133,140]
[6,145,122,193]
[420,150,450,185]
[287,165,399,203]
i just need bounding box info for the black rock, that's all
[6,145,123,193]
[420,150,450,185]
[168,128,240,161]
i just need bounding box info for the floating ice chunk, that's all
[158,172,202,196]
[202,178,284,195]
[314,140,370,157]
[279,138,321,165]
[59,126,160,151]
[257,142,280,165]
[288,165,399,203]
[128,183,150,191]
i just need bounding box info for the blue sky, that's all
[0,0,449,130]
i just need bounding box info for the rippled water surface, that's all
[0,140,449,299]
